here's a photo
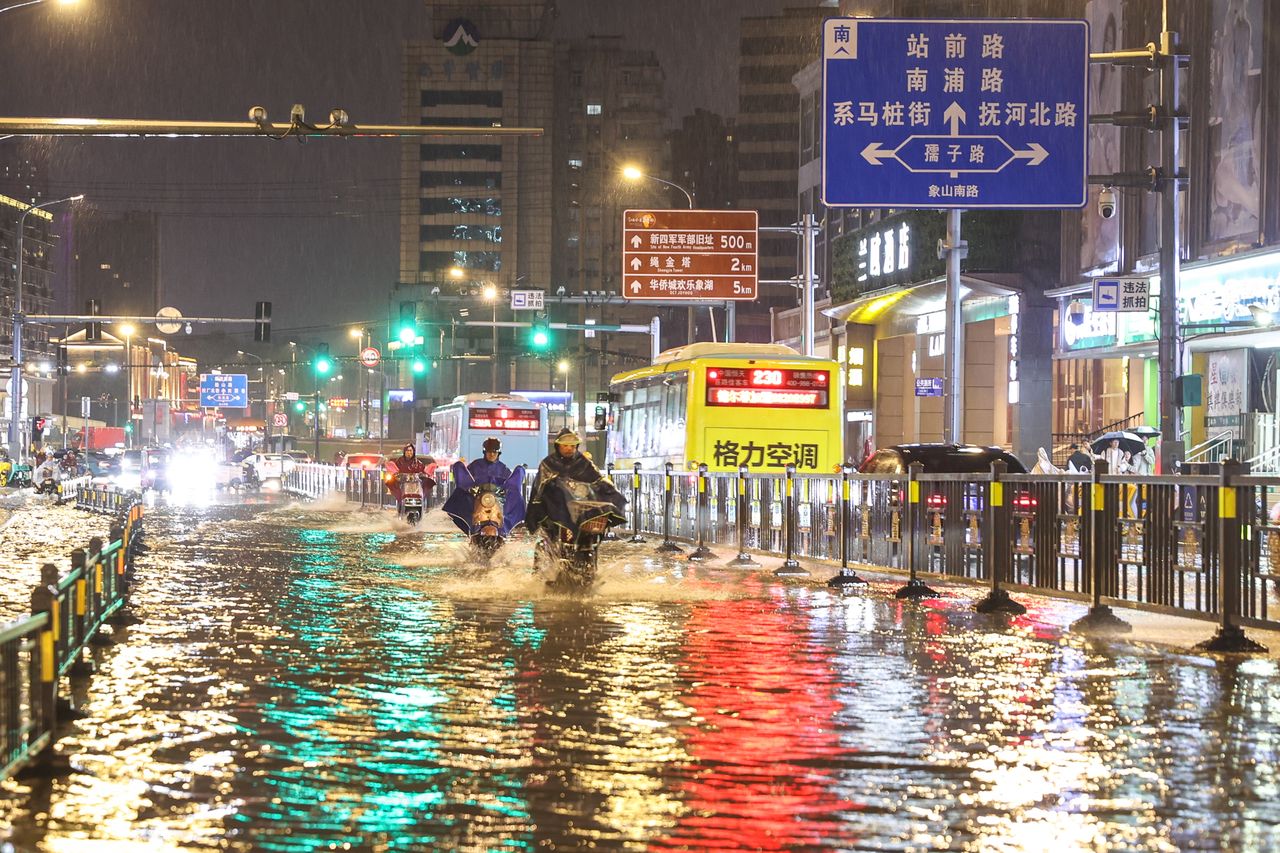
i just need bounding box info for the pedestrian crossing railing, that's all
[612,458,1280,654]
[0,491,144,779]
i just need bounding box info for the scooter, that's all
[442,462,527,558]
[398,474,424,525]
[532,478,626,590]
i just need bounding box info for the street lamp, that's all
[237,349,267,433]
[0,0,78,16]
[8,192,83,461]
[483,285,498,393]
[118,323,136,448]
[557,359,570,395]
[621,164,694,208]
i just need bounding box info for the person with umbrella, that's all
[1099,438,1130,473]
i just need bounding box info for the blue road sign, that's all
[915,378,945,397]
[1092,279,1120,312]
[199,373,249,408]
[822,18,1088,209]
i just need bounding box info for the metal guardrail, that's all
[284,462,450,510]
[0,484,144,779]
[286,456,1277,653]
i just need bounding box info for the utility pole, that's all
[761,219,821,355]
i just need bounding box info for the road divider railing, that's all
[0,487,144,779]
[610,458,1280,654]
[286,462,450,509]
[72,480,137,513]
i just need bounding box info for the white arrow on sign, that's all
[630,280,642,294]
[630,257,642,271]
[630,235,642,249]
[861,142,896,165]
[1012,142,1050,166]
[943,102,966,136]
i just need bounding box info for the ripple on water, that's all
[2,498,1279,851]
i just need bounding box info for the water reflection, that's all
[1,500,1280,850]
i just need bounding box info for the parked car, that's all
[861,443,1032,512]
[284,450,311,464]
[860,444,1027,475]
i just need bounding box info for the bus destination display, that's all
[468,407,541,431]
[705,368,829,408]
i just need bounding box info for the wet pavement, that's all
[2,491,1280,851]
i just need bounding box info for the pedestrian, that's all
[1031,447,1062,474]
[1100,438,1128,473]
[1127,440,1155,517]
[1066,443,1093,473]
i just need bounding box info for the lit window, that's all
[848,368,864,387]
[99,263,111,270]
[586,104,602,116]
[568,158,583,168]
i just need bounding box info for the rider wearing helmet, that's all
[467,437,513,486]
[525,429,622,531]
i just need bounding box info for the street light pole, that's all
[0,0,78,16]
[8,193,82,462]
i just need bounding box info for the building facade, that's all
[73,211,162,319]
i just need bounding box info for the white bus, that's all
[427,393,549,474]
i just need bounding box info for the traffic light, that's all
[254,301,272,342]
[294,400,306,412]
[85,299,101,342]
[594,405,607,431]
[411,356,427,375]
[398,301,418,346]
[56,345,68,376]
[30,417,46,441]
[314,343,333,376]
[530,323,550,350]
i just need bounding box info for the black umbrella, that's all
[1132,425,1161,438]
[1090,431,1146,456]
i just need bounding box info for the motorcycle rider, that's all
[468,437,513,485]
[443,437,526,537]
[525,429,624,532]
[386,443,436,507]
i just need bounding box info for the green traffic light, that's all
[398,325,417,345]
[315,357,333,375]
[412,357,427,374]
[531,328,550,349]
[294,401,306,412]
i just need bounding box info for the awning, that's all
[823,273,1023,324]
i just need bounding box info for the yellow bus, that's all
[607,342,843,473]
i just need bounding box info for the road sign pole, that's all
[801,214,817,356]
[943,209,968,444]
[1157,20,1184,474]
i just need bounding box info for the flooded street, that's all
[3,495,1280,851]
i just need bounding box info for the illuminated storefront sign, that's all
[1062,250,1280,353]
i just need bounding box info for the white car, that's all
[245,452,296,481]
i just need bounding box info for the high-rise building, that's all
[73,211,162,318]
[668,109,737,212]
[401,2,556,293]
[552,36,667,297]
[734,5,827,339]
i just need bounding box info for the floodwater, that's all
[3,493,1280,852]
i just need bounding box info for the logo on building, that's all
[442,18,479,55]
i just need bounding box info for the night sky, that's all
[0,0,793,341]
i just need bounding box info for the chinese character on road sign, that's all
[199,374,249,409]
[823,18,1088,208]
[510,290,545,311]
[1093,277,1148,313]
[622,209,758,301]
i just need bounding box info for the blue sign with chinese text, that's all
[915,378,945,397]
[199,373,249,408]
[822,18,1088,209]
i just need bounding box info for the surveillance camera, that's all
[1098,187,1117,220]
[1067,300,1087,326]
[290,103,306,125]
[248,105,268,123]
[329,108,350,127]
